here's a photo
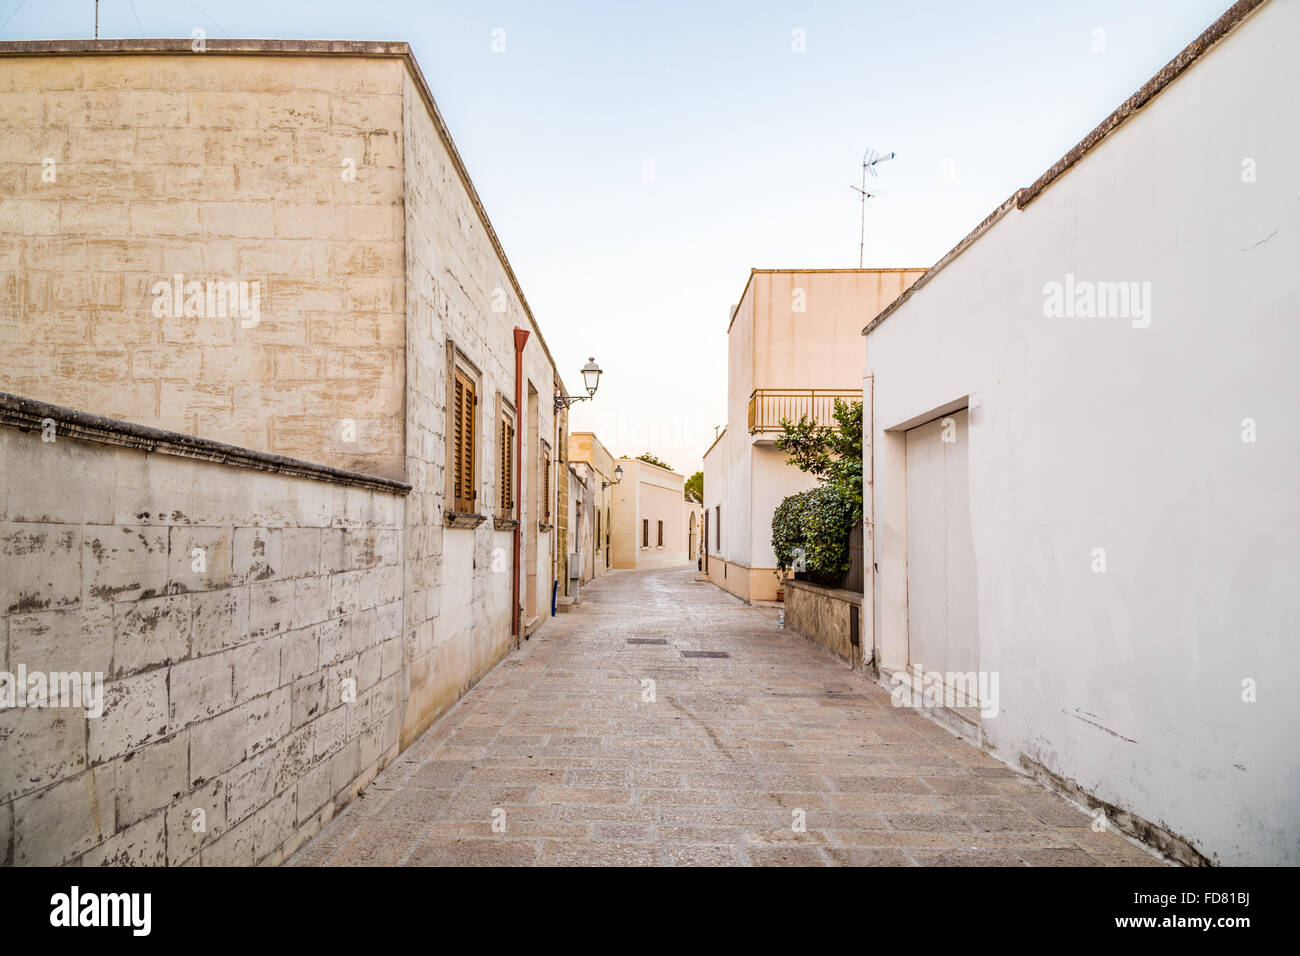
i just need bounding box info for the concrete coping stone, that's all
[0,390,412,495]
[784,578,863,605]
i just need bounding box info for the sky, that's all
[4,0,1232,474]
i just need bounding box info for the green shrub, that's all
[772,485,855,575]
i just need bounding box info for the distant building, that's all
[702,269,924,602]
[612,457,690,570]
[568,431,618,582]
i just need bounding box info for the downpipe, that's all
[512,327,529,644]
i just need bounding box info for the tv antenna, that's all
[849,147,894,267]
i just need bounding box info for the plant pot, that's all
[775,588,785,602]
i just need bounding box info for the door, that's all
[905,408,978,704]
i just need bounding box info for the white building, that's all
[861,0,1298,865]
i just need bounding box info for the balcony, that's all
[747,388,859,435]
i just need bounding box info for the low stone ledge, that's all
[0,391,411,495]
[784,578,864,670]
[493,517,519,532]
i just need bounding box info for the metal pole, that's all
[859,162,866,268]
[95,1,99,38]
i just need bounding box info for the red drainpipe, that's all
[512,327,530,640]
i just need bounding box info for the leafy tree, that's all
[773,399,863,520]
[684,471,703,503]
[634,452,673,472]
[772,486,856,575]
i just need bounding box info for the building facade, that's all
[611,457,689,570]
[568,431,617,582]
[860,0,1296,865]
[0,40,571,866]
[702,269,924,603]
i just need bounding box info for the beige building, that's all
[685,498,703,565]
[567,431,619,583]
[611,457,689,570]
[702,269,924,603]
[0,39,575,866]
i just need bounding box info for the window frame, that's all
[498,402,516,519]
[452,366,477,514]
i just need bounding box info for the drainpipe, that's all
[512,327,530,643]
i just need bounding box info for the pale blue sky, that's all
[5,0,1231,472]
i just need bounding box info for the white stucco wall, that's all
[864,0,1299,865]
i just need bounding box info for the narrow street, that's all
[290,568,1162,867]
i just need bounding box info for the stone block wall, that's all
[397,66,560,745]
[784,579,863,670]
[0,52,406,479]
[0,406,408,865]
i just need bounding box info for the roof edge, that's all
[862,192,1020,336]
[1017,0,1267,210]
[861,0,1269,337]
[728,266,930,335]
[0,38,412,56]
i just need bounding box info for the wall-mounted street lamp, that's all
[555,357,602,412]
[602,464,623,490]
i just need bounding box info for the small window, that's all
[542,443,551,522]
[657,520,664,547]
[714,505,720,551]
[452,368,476,513]
[498,410,516,517]
[642,518,649,547]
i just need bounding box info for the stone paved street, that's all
[289,568,1164,866]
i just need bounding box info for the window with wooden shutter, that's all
[453,368,476,513]
[642,518,649,547]
[542,445,551,522]
[657,520,664,547]
[499,412,515,517]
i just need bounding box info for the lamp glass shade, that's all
[614,464,623,482]
[581,357,601,396]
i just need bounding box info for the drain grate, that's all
[626,638,668,645]
[681,650,730,659]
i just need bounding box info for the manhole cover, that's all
[626,638,668,645]
[681,650,730,659]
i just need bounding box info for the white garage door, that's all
[905,409,978,698]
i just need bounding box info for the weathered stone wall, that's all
[0,53,406,479]
[784,579,862,669]
[0,43,569,862]
[0,417,406,866]
[397,68,559,745]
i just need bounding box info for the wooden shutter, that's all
[542,448,551,521]
[657,520,664,546]
[453,369,476,513]
[642,519,648,547]
[499,413,514,516]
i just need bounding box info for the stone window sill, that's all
[446,511,487,529]
[493,517,518,532]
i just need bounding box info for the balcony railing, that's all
[747,388,859,434]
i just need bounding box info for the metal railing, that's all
[747,388,859,434]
